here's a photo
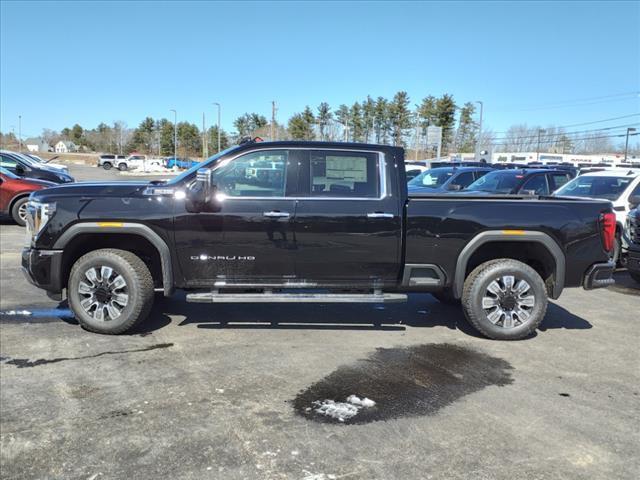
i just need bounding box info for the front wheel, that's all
[68,249,154,334]
[461,259,548,340]
[11,197,29,226]
[118,163,128,171]
[102,162,112,170]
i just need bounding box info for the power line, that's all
[492,113,640,134]
[495,91,640,112]
[491,123,640,142]
[489,131,638,147]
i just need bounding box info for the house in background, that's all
[54,140,78,153]
[25,137,52,153]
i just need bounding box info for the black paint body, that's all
[22,141,614,298]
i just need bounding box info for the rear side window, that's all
[101,155,115,160]
[451,171,475,188]
[0,154,18,169]
[521,174,549,195]
[549,173,570,191]
[309,150,379,198]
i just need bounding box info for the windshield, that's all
[165,146,241,185]
[14,153,39,167]
[466,170,523,193]
[408,168,455,188]
[554,175,635,201]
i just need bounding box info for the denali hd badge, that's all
[191,254,256,261]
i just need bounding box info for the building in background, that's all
[54,140,78,153]
[24,137,52,153]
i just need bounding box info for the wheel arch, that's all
[8,192,31,214]
[453,230,565,300]
[54,222,173,296]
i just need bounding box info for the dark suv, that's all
[0,151,74,183]
[464,168,574,195]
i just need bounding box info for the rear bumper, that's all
[582,260,616,290]
[22,248,64,294]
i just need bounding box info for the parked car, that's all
[0,167,54,225]
[408,166,492,193]
[554,169,640,263]
[22,140,615,340]
[0,150,74,183]
[98,154,128,170]
[23,153,69,173]
[463,168,574,196]
[165,157,199,169]
[404,161,430,181]
[624,199,640,283]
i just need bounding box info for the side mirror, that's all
[629,195,640,210]
[185,168,215,213]
[447,184,462,191]
[15,164,25,175]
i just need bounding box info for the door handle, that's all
[263,211,290,218]
[367,212,394,218]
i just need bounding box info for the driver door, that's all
[173,148,300,287]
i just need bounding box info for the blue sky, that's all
[1,0,639,141]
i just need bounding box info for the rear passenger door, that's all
[293,149,401,287]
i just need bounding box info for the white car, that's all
[554,169,640,262]
[20,153,69,174]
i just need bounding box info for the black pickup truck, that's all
[22,141,616,340]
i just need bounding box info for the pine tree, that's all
[288,107,315,140]
[373,97,389,144]
[454,102,477,152]
[362,95,376,143]
[336,104,351,141]
[417,96,437,130]
[350,102,364,142]
[389,91,412,146]
[434,94,457,153]
[317,102,332,140]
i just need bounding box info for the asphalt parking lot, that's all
[1,164,639,480]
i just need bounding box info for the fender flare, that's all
[53,222,173,296]
[453,230,565,299]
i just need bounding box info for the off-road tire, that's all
[432,288,460,305]
[68,249,154,334]
[118,163,128,171]
[462,258,548,340]
[102,162,113,170]
[10,197,29,226]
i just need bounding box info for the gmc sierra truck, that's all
[22,141,616,340]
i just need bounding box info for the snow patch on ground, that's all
[1,310,32,316]
[302,471,336,480]
[312,394,376,422]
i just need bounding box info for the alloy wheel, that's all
[78,266,129,321]
[481,275,536,329]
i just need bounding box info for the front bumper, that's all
[626,245,640,275]
[22,248,64,294]
[583,260,616,290]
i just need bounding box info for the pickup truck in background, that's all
[22,141,616,340]
[98,154,163,171]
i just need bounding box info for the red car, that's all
[0,167,54,226]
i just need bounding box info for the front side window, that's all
[408,167,454,188]
[549,173,570,191]
[212,150,288,197]
[310,150,379,197]
[0,154,18,170]
[521,175,549,195]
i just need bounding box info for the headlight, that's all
[56,173,71,182]
[25,201,56,246]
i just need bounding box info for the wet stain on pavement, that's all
[293,343,513,424]
[1,343,173,368]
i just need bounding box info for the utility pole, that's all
[271,101,277,141]
[474,101,483,161]
[170,109,177,165]
[413,122,420,160]
[536,128,545,162]
[202,112,207,162]
[624,127,637,161]
[18,115,22,152]
[213,102,221,152]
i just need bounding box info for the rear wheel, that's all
[10,197,29,226]
[68,249,154,334]
[118,162,128,171]
[102,162,112,170]
[462,259,548,340]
